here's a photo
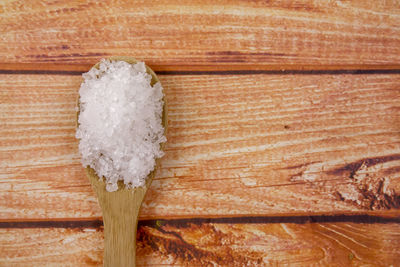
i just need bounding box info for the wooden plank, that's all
[1,73,400,220]
[0,227,103,266]
[1,0,400,67]
[0,221,399,266]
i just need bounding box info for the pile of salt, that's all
[76,59,166,192]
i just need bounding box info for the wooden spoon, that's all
[77,56,167,266]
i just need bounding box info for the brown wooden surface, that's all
[1,221,400,266]
[1,73,399,220]
[1,0,400,266]
[1,0,400,66]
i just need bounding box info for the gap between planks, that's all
[1,211,400,229]
[1,63,400,75]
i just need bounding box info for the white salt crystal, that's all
[76,59,166,192]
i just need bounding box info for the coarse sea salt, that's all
[76,59,166,192]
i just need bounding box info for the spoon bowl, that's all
[77,56,167,266]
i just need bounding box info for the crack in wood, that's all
[329,155,400,210]
[28,52,107,59]
[334,167,400,210]
[327,154,400,178]
[289,154,400,210]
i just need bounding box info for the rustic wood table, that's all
[1,1,400,266]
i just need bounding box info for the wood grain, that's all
[0,227,103,267]
[1,221,399,266]
[1,0,400,67]
[2,1,400,265]
[1,73,399,220]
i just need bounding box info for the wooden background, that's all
[1,0,400,266]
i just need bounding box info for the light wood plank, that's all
[0,222,399,266]
[0,227,103,267]
[1,0,400,66]
[1,73,400,219]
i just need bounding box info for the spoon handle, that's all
[102,205,140,267]
[88,172,148,267]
